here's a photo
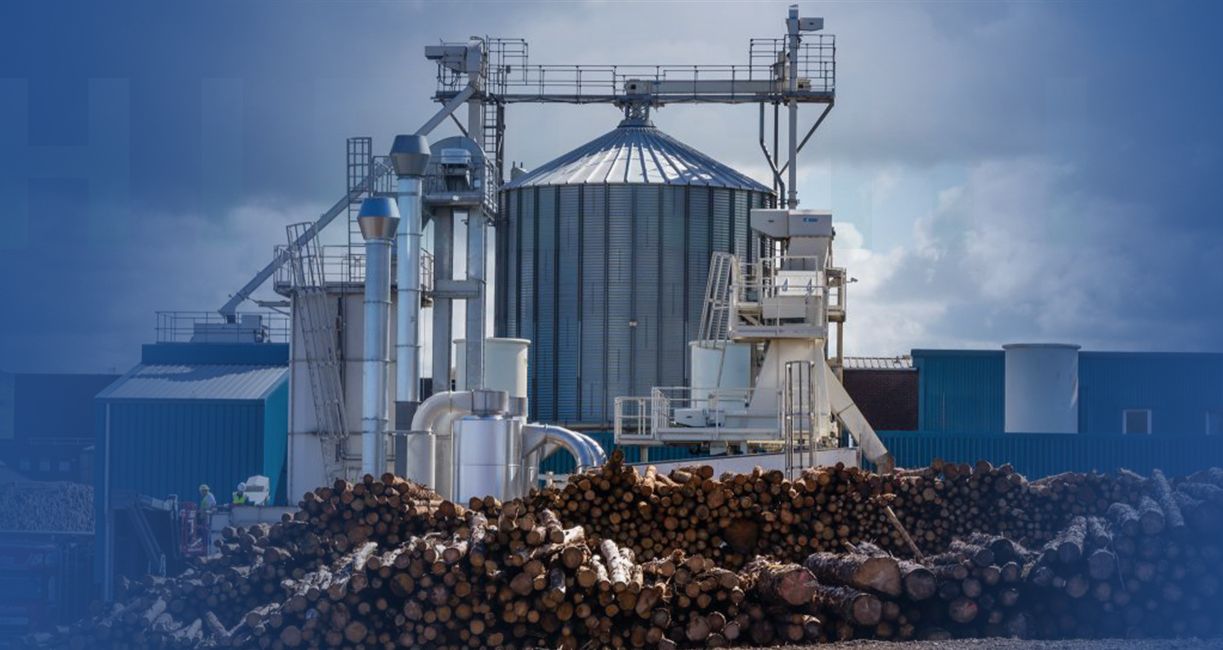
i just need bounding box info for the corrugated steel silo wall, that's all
[913,350,1005,433]
[1078,352,1223,435]
[500,184,768,425]
[581,186,608,423]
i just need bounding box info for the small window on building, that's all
[38,459,51,472]
[1208,411,1222,436]
[18,459,30,471]
[1123,409,1151,435]
[58,460,71,473]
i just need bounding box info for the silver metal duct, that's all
[463,209,487,390]
[358,197,400,478]
[432,209,453,396]
[410,390,476,496]
[391,134,431,431]
[522,423,606,472]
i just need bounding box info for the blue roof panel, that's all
[96,364,288,402]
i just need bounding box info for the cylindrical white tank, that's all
[453,415,522,501]
[1004,343,1080,433]
[455,338,530,399]
[689,341,752,408]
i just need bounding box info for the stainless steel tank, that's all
[452,415,523,501]
[496,116,773,424]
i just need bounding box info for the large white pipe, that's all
[358,197,400,478]
[391,135,431,430]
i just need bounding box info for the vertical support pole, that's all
[432,209,454,394]
[465,208,487,389]
[786,4,801,209]
[103,403,113,602]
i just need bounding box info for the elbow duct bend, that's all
[522,424,606,472]
[409,391,476,495]
[410,391,475,433]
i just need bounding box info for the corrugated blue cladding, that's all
[1078,352,1223,435]
[879,431,1223,479]
[100,400,267,502]
[913,350,1004,433]
[261,380,290,503]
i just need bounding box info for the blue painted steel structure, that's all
[878,431,1223,479]
[913,349,1223,436]
[913,350,1005,433]
[1078,352,1223,435]
[95,343,290,506]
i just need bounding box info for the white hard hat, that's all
[237,482,247,491]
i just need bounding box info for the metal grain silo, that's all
[496,116,773,424]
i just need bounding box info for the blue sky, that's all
[1,0,1221,373]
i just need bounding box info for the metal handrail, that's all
[433,35,836,103]
[154,311,289,344]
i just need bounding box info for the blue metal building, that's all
[883,348,1223,478]
[912,349,1223,435]
[95,342,290,506]
[93,341,289,597]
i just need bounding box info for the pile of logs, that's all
[1025,468,1223,639]
[528,456,1144,567]
[34,460,1223,649]
[0,480,94,533]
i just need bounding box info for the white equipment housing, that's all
[615,208,894,475]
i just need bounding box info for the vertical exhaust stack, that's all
[358,197,400,478]
[390,135,432,429]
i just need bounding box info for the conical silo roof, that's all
[503,118,770,192]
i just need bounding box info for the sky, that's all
[1,0,1221,374]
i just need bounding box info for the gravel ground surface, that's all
[747,639,1223,650]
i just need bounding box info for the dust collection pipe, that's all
[522,424,606,472]
[358,197,400,478]
[390,134,431,430]
[410,390,476,495]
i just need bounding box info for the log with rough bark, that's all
[804,552,902,597]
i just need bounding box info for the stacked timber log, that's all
[1024,468,1223,639]
[0,481,94,532]
[31,459,1223,649]
[529,455,1143,566]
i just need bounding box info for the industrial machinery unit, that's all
[213,4,885,501]
[613,209,894,474]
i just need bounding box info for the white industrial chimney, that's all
[1003,343,1080,434]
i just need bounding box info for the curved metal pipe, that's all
[410,391,475,496]
[522,424,606,473]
